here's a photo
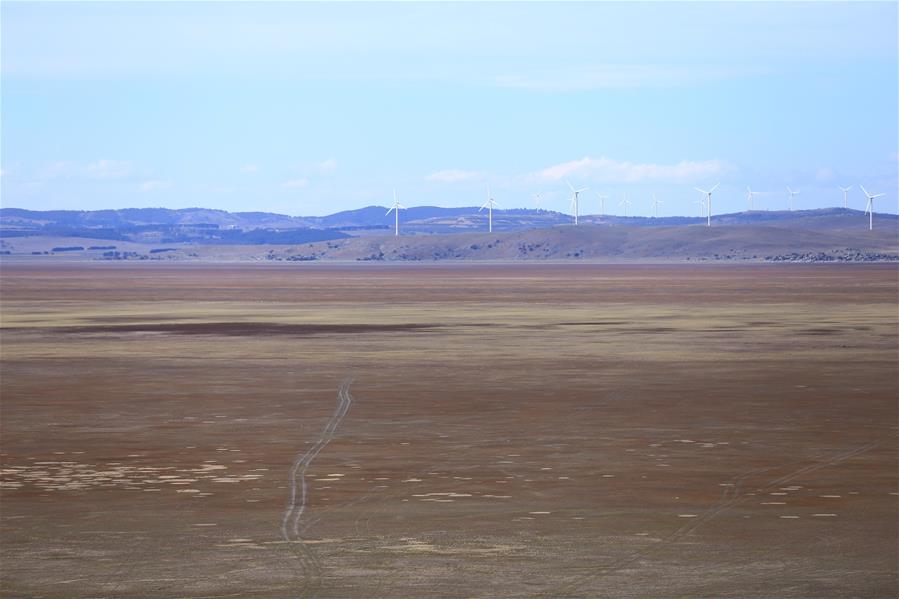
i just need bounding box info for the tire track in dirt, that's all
[281,376,354,599]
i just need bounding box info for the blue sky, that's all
[2,1,897,217]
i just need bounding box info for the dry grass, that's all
[1,263,896,598]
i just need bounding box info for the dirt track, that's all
[1,263,896,598]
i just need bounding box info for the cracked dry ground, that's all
[1,263,896,598]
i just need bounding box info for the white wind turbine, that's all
[566,180,588,225]
[596,192,608,217]
[651,194,663,217]
[787,187,800,211]
[385,188,405,236]
[838,185,852,209]
[619,192,632,217]
[693,196,706,217]
[533,192,542,211]
[746,187,758,211]
[860,185,885,231]
[693,183,719,227]
[480,185,500,233]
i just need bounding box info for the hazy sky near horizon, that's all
[2,1,897,217]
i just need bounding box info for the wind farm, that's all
[861,185,886,231]
[480,185,500,233]
[2,2,897,598]
[694,183,720,227]
[566,180,588,225]
[385,189,405,236]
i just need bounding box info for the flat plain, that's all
[1,263,896,598]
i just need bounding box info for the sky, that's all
[2,1,897,217]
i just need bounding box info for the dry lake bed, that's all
[1,263,896,598]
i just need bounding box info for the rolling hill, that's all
[1,206,896,262]
[3,205,896,236]
[267,223,899,263]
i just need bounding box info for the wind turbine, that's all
[838,185,852,209]
[480,185,500,233]
[787,187,800,211]
[533,193,542,211]
[746,187,758,211]
[860,185,885,231]
[619,192,632,217]
[693,183,719,227]
[385,188,406,236]
[693,196,706,217]
[596,192,608,217]
[651,193,663,218]
[566,180,588,225]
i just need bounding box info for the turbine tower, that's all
[838,185,852,209]
[385,188,406,236]
[860,185,885,231]
[533,193,542,211]
[480,185,500,233]
[693,196,706,217]
[596,192,608,217]
[566,180,588,225]
[651,193,663,218]
[693,183,719,227]
[787,187,800,211]
[746,187,758,211]
[619,192,632,217]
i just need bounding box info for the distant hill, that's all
[4,205,895,238]
[2,206,897,262]
[273,223,899,263]
[0,207,311,230]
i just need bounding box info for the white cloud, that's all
[38,159,136,181]
[291,159,337,178]
[308,159,337,175]
[281,178,309,189]
[425,169,482,183]
[86,159,135,180]
[815,168,835,182]
[39,161,77,180]
[138,180,173,192]
[495,65,754,92]
[240,164,259,174]
[532,156,731,184]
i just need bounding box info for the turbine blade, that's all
[709,182,720,192]
[872,193,885,199]
[694,187,707,194]
[860,185,870,197]
[566,180,576,192]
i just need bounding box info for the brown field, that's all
[1,263,897,598]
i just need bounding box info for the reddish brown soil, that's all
[1,263,896,598]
